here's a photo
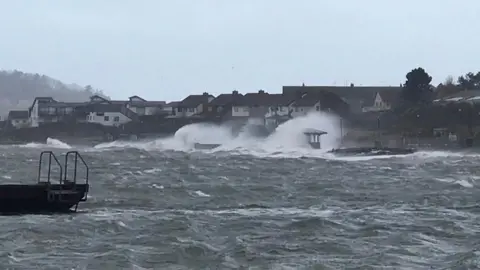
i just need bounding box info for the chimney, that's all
[202,92,209,96]
[258,90,265,94]
[350,83,354,87]
[232,90,238,95]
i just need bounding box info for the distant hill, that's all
[0,70,109,118]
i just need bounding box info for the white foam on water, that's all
[15,113,478,162]
[18,137,72,149]
[92,111,348,159]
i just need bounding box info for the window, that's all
[96,112,104,116]
[243,107,248,112]
[295,107,299,112]
[114,116,120,122]
[188,108,194,112]
[137,107,145,115]
[178,108,183,112]
[316,106,320,111]
[234,107,239,112]
[104,116,109,121]
[208,106,212,112]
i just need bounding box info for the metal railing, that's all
[38,151,63,184]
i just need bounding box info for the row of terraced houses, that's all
[4,84,419,130]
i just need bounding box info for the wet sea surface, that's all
[0,144,480,269]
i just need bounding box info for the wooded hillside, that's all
[0,70,109,117]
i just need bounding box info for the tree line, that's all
[400,68,480,106]
[393,68,480,134]
[0,70,109,117]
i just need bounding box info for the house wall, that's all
[264,105,291,118]
[127,105,161,116]
[174,103,205,118]
[30,98,77,127]
[30,100,39,127]
[290,101,321,117]
[196,104,204,116]
[86,112,131,126]
[232,106,249,117]
[31,102,64,127]
[11,119,30,129]
[177,107,197,117]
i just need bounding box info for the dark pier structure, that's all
[0,151,90,214]
[303,128,416,156]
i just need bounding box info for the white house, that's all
[203,90,247,119]
[290,97,321,117]
[7,110,29,128]
[172,92,214,118]
[231,105,250,117]
[84,95,136,126]
[232,91,296,119]
[163,101,180,116]
[362,91,398,112]
[228,91,297,128]
[86,107,132,126]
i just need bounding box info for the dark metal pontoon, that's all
[0,151,89,214]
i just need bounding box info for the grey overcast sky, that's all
[0,0,478,101]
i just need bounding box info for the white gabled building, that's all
[27,94,170,127]
[362,91,399,113]
[84,95,136,126]
[171,92,214,118]
[289,92,322,117]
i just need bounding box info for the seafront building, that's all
[4,84,405,129]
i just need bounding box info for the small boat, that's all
[194,143,221,150]
[0,151,89,214]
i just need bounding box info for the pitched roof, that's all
[239,91,295,107]
[283,85,401,111]
[166,101,180,107]
[8,110,29,119]
[435,90,480,103]
[292,90,346,107]
[179,93,214,107]
[128,95,146,101]
[377,90,400,105]
[39,101,87,108]
[292,93,320,107]
[283,85,400,99]
[209,91,244,106]
[129,101,166,107]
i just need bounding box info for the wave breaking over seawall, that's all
[93,112,343,156]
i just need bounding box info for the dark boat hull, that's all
[329,147,417,156]
[194,143,221,150]
[0,183,88,214]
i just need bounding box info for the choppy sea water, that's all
[0,141,479,269]
[0,112,479,269]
